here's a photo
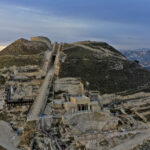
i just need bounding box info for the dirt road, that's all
[111,128,150,150]
[0,121,19,150]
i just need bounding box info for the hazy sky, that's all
[0,0,150,49]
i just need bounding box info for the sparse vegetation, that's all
[19,121,36,148]
[62,43,75,49]
[59,43,150,93]
[0,54,44,69]
[0,38,47,69]
[0,112,12,122]
[0,76,5,85]
[0,113,6,121]
[0,38,48,56]
[75,41,124,56]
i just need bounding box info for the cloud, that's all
[0,3,90,43]
[0,1,150,49]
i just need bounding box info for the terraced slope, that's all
[59,41,150,94]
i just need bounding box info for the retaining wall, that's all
[31,36,52,50]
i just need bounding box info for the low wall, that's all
[31,36,52,50]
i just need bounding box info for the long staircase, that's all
[27,43,61,121]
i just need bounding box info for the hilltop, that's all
[0,38,48,56]
[0,37,50,69]
[59,41,150,94]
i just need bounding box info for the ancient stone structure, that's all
[31,36,52,49]
[54,77,85,95]
[64,95,100,113]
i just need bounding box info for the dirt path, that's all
[111,128,150,150]
[74,44,126,60]
[0,121,19,150]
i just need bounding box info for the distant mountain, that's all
[120,48,150,71]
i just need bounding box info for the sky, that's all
[0,0,150,49]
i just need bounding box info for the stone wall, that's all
[31,36,52,50]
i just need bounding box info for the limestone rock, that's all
[54,77,85,95]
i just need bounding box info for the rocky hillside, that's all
[59,41,150,94]
[0,38,48,56]
[0,38,49,68]
[121,49,150,71]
